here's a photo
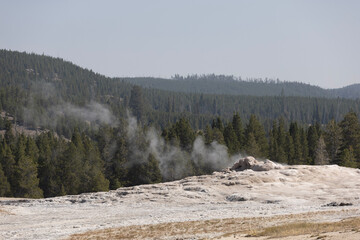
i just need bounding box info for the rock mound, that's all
[230,156,284,171]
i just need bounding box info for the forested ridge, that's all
[1,49,360,136]
[0,49,360,198]
[123,74,360,99]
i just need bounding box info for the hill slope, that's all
[123,75,360,99]
[330,83,360,99]
[1,49,360,136]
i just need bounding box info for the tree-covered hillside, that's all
[1,49,360,137]
[123,74,360,99]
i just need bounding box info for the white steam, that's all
[23,81,118,128]
[126,115,241,180]
[51,101,118,126]
[191,137,231,170]
[24,81,242,179]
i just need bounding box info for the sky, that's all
[1,0,360,89]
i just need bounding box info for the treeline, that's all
[1,111,359,198]
[0,119,163,198]
[124,74,360,99]
[192,111,359,167]
[124,74,329,98]
[1,49,360,139]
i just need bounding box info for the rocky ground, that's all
[1,158,360,239]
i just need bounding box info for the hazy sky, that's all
[1,0,360,88]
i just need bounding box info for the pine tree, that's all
[307,125,319,164]
[324,119,342,164]
[245,132,261,157]
[15,154,43,198]
[106,136,128,189]
[301,129,310,164]
[314,135,330,165]
[269,121,278,161]
[339,111,360,163]
[37,133,61,197]
[232,113,245,149]
[129,85,145,122]
[289,122,302,165]
[339,147,357,168]
[13,135,43,198]
[25,137,39,164]
[147,153,162,184]
[4,119,15,147]
[276,118,287,162]
[269,119,287,163]
[245,114,268,158]
[129,153,162,185]
[81,135,109,192]
[223,123,240,154]
[173,118,195,152]
[60,142,83,195]
[204,124,213,145]
[0,141,16,194]
[211,128,225,145]
[285,132,295,164]
[0,163,11,196]
[212,117,224,133]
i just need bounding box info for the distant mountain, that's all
[330,84,360,99]
[122,75,360,99]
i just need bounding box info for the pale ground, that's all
[1,164,360,240]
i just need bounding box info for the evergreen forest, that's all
[0,49,360,198]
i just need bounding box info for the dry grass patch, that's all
[248,217,360,238]
[69,218,260,240]
[68,210,360,240]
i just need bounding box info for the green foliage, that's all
[2,50,360,136]
[81,135,109,192]
[339,147,357,168]
[12,135,43,198]
[339,111,360,163]
[36,132,63,197]
[314,136,330,165]
[232,113,245,148]
[0,163,11,196]
[164,118,195,151]
[0,110,358,199]
[127,153,162,185]
[324,119,342,164]
[0,141,16,193]
[245,133,261,157]
[285,132,295,164]
[269,119,287,163]
[129,86,145,123]
[60,142,83,195]
[106,136,128,189]
[223,123,240,155]
[124,74,360,99]
[245,115,268,158]
[307,125,319,164]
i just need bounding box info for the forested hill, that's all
[329,84,360,99]
[1,50,360,199]
[1,49,360,138]
[122,75,360,99]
